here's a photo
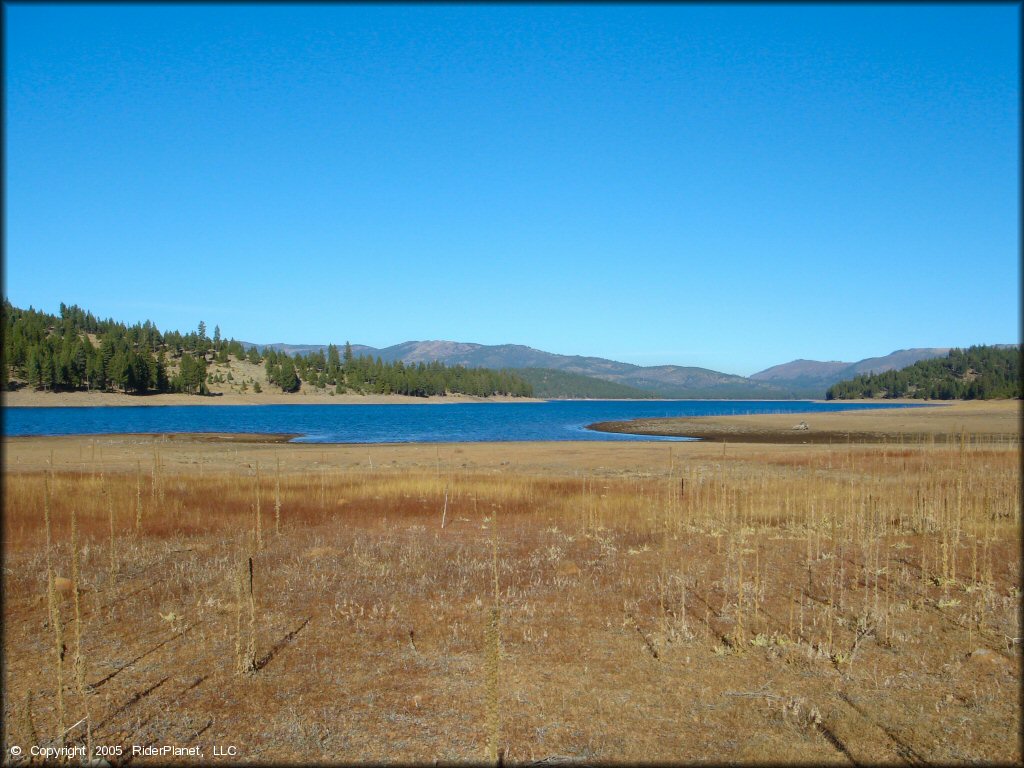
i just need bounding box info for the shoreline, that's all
[6,397,1017,447]
[586,399,1020,443]
[1,388,954,409]
[3,401,1018,452]
[1,389,545,408]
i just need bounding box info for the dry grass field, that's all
[2,419,1021,764]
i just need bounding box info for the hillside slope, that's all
[252,340,793,398]
[826,345,1020,400]
[750,348,953,394]
[515,368,657,399]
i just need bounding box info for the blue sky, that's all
[4,3,1019,376]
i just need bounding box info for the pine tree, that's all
[277,357,300,392]
[26,346,43,390]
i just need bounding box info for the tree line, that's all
[826,345,1021,400]
[2,300,533,398]
[263,343,532,397]
[2,301,206,394]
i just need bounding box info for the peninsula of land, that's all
[587,399,1020,444]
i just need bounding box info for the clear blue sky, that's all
[4,3,1019,376]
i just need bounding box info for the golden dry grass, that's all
[2,433,1020,764]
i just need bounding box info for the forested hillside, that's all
[266,343,532,397]
[515,368,657,399]
[826,345,1021,400]
[254,339,797,398]
[1,301,533,399]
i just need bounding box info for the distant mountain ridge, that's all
[242,339,792,398]
[514,368,657,399]
[241,340,1008,399]
[749,348,954,393]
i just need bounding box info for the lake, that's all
[2,400,926,443]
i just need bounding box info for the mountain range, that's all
[240,339,991,399]
[748,348,954,394]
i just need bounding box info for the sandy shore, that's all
[1,389,544,407]
[588,399,1021,443]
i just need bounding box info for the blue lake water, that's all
[2,400,928,443]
